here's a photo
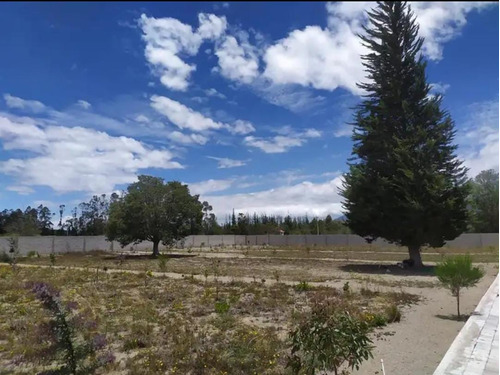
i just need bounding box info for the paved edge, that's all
[433,274,499,375]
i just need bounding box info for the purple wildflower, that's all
[92,334,107,350]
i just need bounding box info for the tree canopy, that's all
[467,169,499,233]
[341,2,469,267]
[106,175,203,256]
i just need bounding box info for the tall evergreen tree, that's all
[341,2,469,267]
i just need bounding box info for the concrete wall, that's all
[0,233,497,256]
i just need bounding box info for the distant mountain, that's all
[334,214,346,221]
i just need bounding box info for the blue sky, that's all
[0,1,498,220]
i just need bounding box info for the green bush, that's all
[287,307,373,375]
[371,313,388,327]
[157,254,169,272]
[27,250,39,258]
[294,281,312,292]
[435,254,485,318]
[343,281,350,295]
[385,304,401,323]
[214,300,230,315]
[49,253,56,266]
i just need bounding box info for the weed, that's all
[214,299,230,314]
[273,269,281,283]
[49,253,56,267]
[385,304,401,323]
[343,281,350,295]
[26,250,37,258]
[294,281,312,292]
[26,281,114,374]
[123,337,147,350]
[157,254,168,272]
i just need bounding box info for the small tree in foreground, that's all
[435,255,484,319]
[287,308,373,375]
[106,175,203,257]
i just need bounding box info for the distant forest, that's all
[1,169,497,237]
[0,193,350,236]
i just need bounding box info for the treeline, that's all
[0,197,350,236]
[0,194,120,236]
[202,205,350,235]
[1,169,497,237]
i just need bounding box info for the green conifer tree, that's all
[341,2,469,267]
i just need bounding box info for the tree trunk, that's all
[457,291,461,319]
[408,245,423,268]
[152,240,160,258]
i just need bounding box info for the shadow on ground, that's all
[339,263,436,276]
[102,253,197,260]
[435,314,470,322]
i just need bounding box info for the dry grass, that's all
[0,263,418,374]
[16,244,497,288]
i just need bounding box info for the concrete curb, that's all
[433,275,499,375]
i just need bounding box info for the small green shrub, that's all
[371,313,387,327]
[343,281,350,295]
[49,253,56,266]
[27,251,39,258]
[385,304,401,323]
[294,281,312,292]
[214,300,230,315]
[157,254,168,272]
[287,307,373,375]
[123,337,147,351]
[435,254,485,318]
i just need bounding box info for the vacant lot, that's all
[2,245,498,374]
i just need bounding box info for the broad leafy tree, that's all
[106,175,203,257]
[341,2,469,267]
[468,169,499,233]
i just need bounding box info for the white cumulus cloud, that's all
[263,2,493,94]
[150,95,225,132]
[4,94,47,113]
[188,178,235,195]
[458,100,499,177]
[139,13,227,91]
[207,156,247,169]
[230,120,255,135]
[205,88,226,99]
[203,176,345,218]
[215,35,259,84]
[76,100,92,110]
[151,95,255,136]
[244,128,321,153]
[0,115,183,194]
